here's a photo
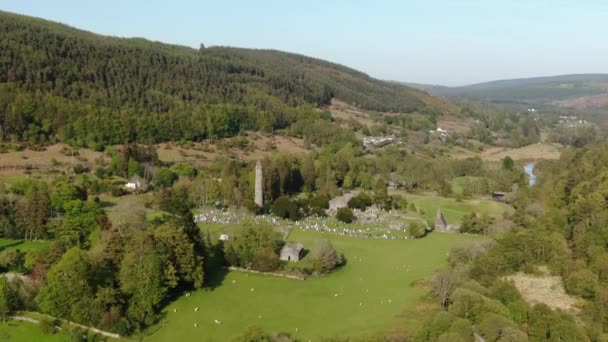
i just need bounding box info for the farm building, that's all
[125,175,147,192]
[492,191,507,201]
[280,242,304,262]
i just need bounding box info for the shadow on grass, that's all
[204,242,228,291]
[0,240,24,254]
[98,200,116,209]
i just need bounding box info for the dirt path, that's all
[11,311,120,339]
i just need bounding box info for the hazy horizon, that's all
[3,0,608,86]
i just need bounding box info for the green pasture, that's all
[404,193,510,224]
[0,320,66,342]
[144,230,478,341]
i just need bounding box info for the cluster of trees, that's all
[418,143,608,341]
[547,123,601,147]
[463,105,541,148]
[223,222,342,276]
[0,178,206,335]
[0,11,433,148]
[417,235,587,342]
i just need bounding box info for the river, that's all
[524,162,536,186]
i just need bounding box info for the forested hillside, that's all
[411,74,608,106]
[0,10,438,149]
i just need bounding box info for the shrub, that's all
[272,196,299,221]
[111,185,125,197]
[310,193,330,210]
[336,207,354,223]
[154,168,178,188]
[311,239,342,272]
[566,268,598,299]
[242,199,261,214]
[73,163,87,174]
[40,318,58,335]
[409,221,427,239]
[0,249,26,273]
[347,192,373,211]
[170,162,197,177]
[223,222,281,270]
[95,167,106,179]
[252,247,281,272]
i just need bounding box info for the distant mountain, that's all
[408,74,608,107]
[0,10,446,147]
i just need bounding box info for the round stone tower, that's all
[255,160,263,207]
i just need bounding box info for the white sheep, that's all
[214,319,222,324]
[195,307,199,312]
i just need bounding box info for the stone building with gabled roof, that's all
[280,242,304,262]
[434,208,448,232]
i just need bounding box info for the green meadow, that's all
[0,320,66,342]
[144,230,478,341]
[404,193,511,224]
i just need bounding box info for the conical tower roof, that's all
[434,208,447,228]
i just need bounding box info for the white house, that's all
[125,175,146,192]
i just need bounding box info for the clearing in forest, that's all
[507,268,579,312]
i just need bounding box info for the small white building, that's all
[125,175,147,192]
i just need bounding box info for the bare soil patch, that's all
[0,143,105,176]
[480,143,562,161]
[507,269,579,312]
[329,99,376,127]
[156,133,309,164]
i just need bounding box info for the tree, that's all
[154,168,178,188]
[120,231,166,327]
[223,222,280,270]
[373,177,389,207]
[272,196,299,221]
[566,267,598,299]
[154,223,204,288]
[433,269,456,309]
[478,313,518,342]
[311,239,341,272]
[301,156,316,192]
[348,192,373,211]
[36,248,94,322]
[409,221,426,239]
[56,200,103,248]
[0,277,15,323]
[502,156,514,171]
[50,182,86,213]
[336,207,354,223]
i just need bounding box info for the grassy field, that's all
[143,230,478,341]
[402,193,511,224]
[0,239,51,272]
[0,239,50,254]
[0,320,67,342]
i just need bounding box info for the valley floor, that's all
[143,230,479,341]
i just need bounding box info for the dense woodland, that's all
[411,144,608,342]
[0,11,436,149]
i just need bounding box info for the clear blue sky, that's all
[2,0,607,86]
